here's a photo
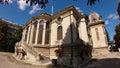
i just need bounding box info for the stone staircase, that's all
[22,43,38,57]
[22,42,51,64]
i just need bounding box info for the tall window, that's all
[38,20,44,44]
[57,26,63,40]
[25,26,29,42]
[32,21,37,43]
[46,21,50,29]
[45,21,50,44]
[95,28,99,40]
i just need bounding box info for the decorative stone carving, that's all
[89,12,100,23]
[56,17,63,25]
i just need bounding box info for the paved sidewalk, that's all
[83,51,120,68]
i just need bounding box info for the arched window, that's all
[95,28,99,40]
[32,21,37,43]
[57,26,63,40]
[57,17,62,25]
[57,17,62,22]
[38,20,44,44]
[39,20,44,29]
[45,21,50,44]
[46,21,50,29]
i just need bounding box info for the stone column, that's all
[24,28,28,43]
[29,24,34,44]
[42,21,46,45]
[35,22,40,45]
[26,25,31,44]
[21,29,26,43]
[28,26,32,44]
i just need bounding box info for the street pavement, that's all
[83,51,120,68]
[1,51,120,68]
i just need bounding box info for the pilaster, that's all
[29,24,34,44]
[21,29,26,43]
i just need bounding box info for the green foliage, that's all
[26,0,48,8]
[6,27,23,52]
[13,27,23,42]
[117,2,120,17]
[0,0,9,4]
[114,24,120,49]
[0,20,23,52]
[0,21,9,51]
[26,0,100,7]
[0,0,100,8]
[87,0,100,5]
[0,21,8,42]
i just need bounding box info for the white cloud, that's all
[75,7,82,12]
[29,5,42,15]
[105,20,110,25]
[107,13,119,20]
[9,0,13,4]
[17,0,29,11]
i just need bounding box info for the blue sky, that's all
[0,0,119,40]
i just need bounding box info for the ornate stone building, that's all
[89,12,108,48]
[14,6,108,66]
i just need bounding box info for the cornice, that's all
[52,6,82,19]
[88,21,104,27]
[24,6,88,28]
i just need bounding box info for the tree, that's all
[114,24,120,49]
[0,0,9,4]
[0,21,8,43]
[0,0,100,8]
[6,27,23,52]
[13,27,23,42]
[0,23,5,40]
[87,0,100,5]
[0,21,9,51]
[0,19,22,52]
[117,2,120,17]
[106,29,110,45]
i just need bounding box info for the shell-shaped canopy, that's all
[89,12,100,23]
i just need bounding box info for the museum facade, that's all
[14,6,108,66]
